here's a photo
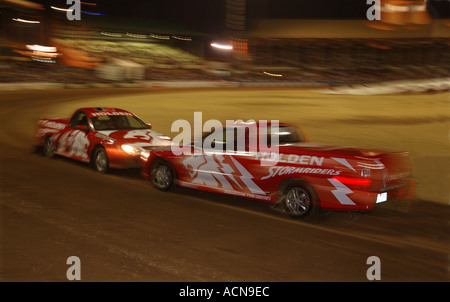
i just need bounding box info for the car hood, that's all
[97,129,172,148]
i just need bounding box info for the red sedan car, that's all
[142,122,416,218]
[35,107,172,173]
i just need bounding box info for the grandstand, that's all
[227,0,450,84]
[1,0,449,85]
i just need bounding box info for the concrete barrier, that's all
[318,78,450,95]
[1,78,448,93]
[0,82,65,91]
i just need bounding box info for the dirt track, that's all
[0,88,449,282]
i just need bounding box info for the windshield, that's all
[92,115,149,131]
[198,125,305,151]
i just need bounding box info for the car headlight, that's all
[121,144,140,156]
[140,150,150,161]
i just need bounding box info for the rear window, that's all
[267,126,305,144]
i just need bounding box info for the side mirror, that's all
[75,124,89,132]
[147,123,152,129]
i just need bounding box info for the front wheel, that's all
[151,161,175,191]
[93,147,109,173]
[279,181,319,219]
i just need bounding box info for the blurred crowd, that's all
[0,60,100,83]
[1,36,449,86]
[2,61,448,86]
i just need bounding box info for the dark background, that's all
[34,0,450,34]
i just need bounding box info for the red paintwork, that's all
[35,107,171,169]
[142,122,415,212]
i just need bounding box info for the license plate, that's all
[376,192,387,203]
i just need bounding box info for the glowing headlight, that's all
[140,150,150,161]
[121,144,140,155]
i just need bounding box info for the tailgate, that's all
[377,152,414,192]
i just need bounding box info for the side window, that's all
[203,128,226,151]
[203,127,252,153]
[214,127,249,152]
[69,111,89,129]
[223,128,238,152]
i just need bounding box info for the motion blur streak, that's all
[0,0,449,283]
[0,88,449,282]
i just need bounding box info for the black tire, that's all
[279,180,319,219]
[92,147,109,173]
[43,137,55,158]
[151,160,175,191]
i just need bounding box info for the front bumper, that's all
[106,147,144,169]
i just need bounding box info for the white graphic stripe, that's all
[182,155,266,195]
[216,155,242,189]
[331,157,356,172]
[328,178,356,205]
[230,157,266,195]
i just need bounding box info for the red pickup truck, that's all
[142,121,416,218]
[35,107,172,173]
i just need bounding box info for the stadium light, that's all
[50,6,73,12]
[263,71,283,77]
[81,11,105,16]
[210,43,233,50]
[12,17,40,24]
[26,44,57,53]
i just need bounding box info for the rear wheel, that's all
[93,147,109,173]
[279,181,319,218]
[151,161,175,191]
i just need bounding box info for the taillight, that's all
[332,176,372,186]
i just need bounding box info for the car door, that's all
[179,127,233,191]
[222,126,268,199]
[54,111,91,161]
[177,125,268,199]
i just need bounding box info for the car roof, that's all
[225,121,293,128]
[79,107,136,118]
